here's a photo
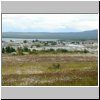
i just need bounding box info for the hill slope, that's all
[2,30,98,40]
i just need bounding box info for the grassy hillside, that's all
[2,53,98,86]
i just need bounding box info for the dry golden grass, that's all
[2,53,98,86]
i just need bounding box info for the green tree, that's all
[84,49,89,53]
[5,46,16,53]
[23,47,29,52]
[56,49,68,53]
[10,47,16,52]
[2,48,5,53]
[23,40,27,43]
[5,46,10,53]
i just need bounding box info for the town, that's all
[2,38,98,55]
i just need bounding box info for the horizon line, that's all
[2,29,98,33]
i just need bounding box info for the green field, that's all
[2,53,98,86]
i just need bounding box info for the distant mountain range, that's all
[2,30,98,40]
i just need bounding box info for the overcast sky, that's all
[2,14,98,32]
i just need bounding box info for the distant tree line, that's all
[2,46,89,55]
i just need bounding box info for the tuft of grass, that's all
[52,63,61,69]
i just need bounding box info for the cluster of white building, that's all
[2,39,98,54]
